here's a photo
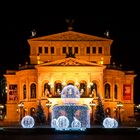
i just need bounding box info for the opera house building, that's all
[3,29,136,125]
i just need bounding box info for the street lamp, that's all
[18,102,24,121]
[89,100,96,124]
[116,101,123,126]
[46,99,52,124]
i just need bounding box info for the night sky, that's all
[0,2,140,103]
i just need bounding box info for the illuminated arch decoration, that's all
[103,117,118,128]
[21,115,35,128]
[51,104,90,130]
[61,85,80,103]
[51,85,90,131]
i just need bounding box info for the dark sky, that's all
[0,1,140,103]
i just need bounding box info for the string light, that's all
[51,85,90,130]
[21,115,35,128]
[103,117,118,128]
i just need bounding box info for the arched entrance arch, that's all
[67,80,74,85]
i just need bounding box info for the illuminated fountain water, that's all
[51,85,90,130]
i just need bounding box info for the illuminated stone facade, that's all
[4,30,136,124]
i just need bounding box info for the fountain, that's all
[51,85,90,130]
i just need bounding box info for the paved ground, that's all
[1,121,140,140]
[0,127,140,140]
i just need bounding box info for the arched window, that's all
[23,84,26,99]
[67,80,74,85]
[55,82,62,97]
[30,83,36,98]
[105,107,111,117]
[44,83,50,97]
[80,81,86,97]
[91,83,97,97]
[30,107,36,117]
[104,83,110,99]
[114,84,118,99]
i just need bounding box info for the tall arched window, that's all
[114,84,118,99]
[105,107,111,117]
[104,83,110,99]
[80,81,86,97]
[30,83,36,98]
[91,83,97,97]
[44,83,50,97]
[55,82,62,97]
[30,107,36,117]
[23,84,26,99]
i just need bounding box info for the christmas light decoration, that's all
[61,85,80,103]
[103,117,118,128]
[21,115,35,128]
[51,85,90,130]
[51,118,57,128]
[71,117,81,129]
[56,116,69,130]
[103,117,114,128]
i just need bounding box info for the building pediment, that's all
[28,31,112,42]
[36,57,105,67]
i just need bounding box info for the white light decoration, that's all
[51,119,57,128]
[21,115,35,128]
[103,117,118,128]
[51,85,90,131]
[51,104,90,130]
[103,117,114,128]
[61,85,80,104]
[113,119,118,128]
[71,117,81,129]
[56,116,69,130]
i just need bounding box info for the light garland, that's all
[103,117,118,128]
[56,116,69,130]
[51,85,90,131]
[21,115,35,128]
[61,85,80,103]
[51,104,90,130]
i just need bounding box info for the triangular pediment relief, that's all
[36,57,105,67]
[28,31,112,42]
